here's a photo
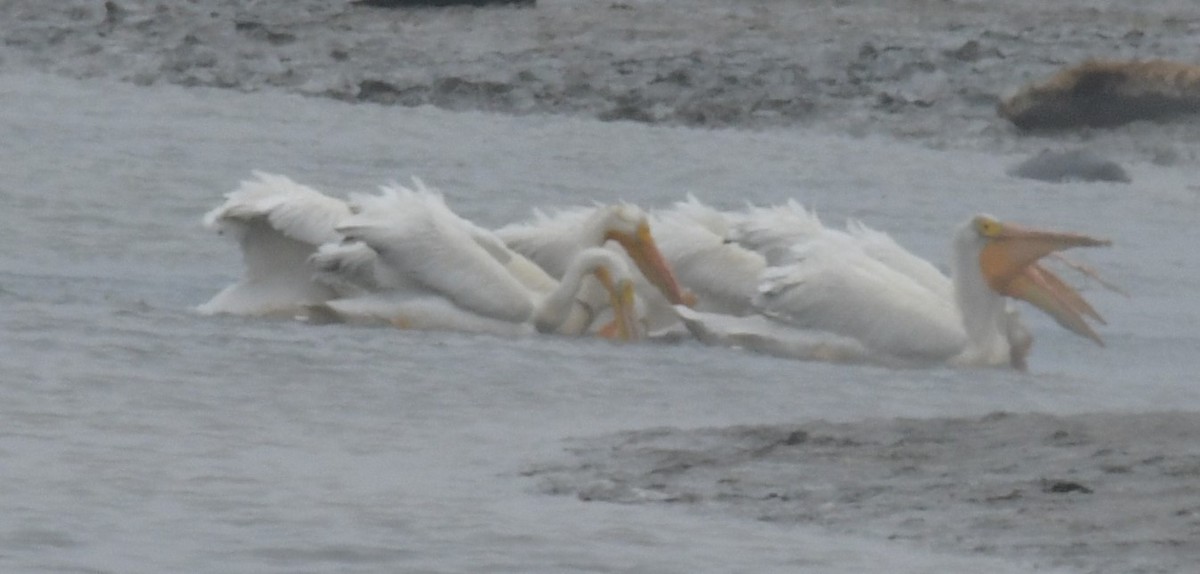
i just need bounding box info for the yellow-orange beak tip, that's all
[681,290,698,308]
[594,275,642,343]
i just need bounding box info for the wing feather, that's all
[845,219,953,300]
[650,207,765,315]
[317,293,533,336]
[309,241,384,297]
[338,183,536,324]
[754,239,966,360]
[728,200,826,265]
[494,205,597,278]
[199,172,349,315]
[203,171,349,246]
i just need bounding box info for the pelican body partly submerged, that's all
[199,172,683,342]
[658,198,1112,369]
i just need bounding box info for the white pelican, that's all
[495,204,694,305]
[648,195,768,317]
[198,171,351,317]
[741,213,1111,369]
[640,197,1054,368]
[494,203,698,334]
[306,181,643,340]
[200,172,636,339]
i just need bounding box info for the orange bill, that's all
[607,221,697,308]
[977,218,1110,346]
[1001,264,1105,346]
[593,270,643,342]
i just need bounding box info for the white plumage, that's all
[200,173,641,340]
[307,180,642,339]
[198,171,351,317]
[494,201,696,333]
[753,225,969,361]
[648,196,767,317]
[199,172,1112,368]
[657,197,1109,369]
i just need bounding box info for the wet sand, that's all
[4,0,1200,142]
[526,411,1200,574]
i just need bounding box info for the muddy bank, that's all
[4,0,1200,140]
[525,411,1200,574]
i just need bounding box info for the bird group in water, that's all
[201,171,1114,370]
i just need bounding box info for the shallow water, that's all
[1,66,1198,573]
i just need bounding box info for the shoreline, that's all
[526,409,1200,574]
[3,0,1200,142]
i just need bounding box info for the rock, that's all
[1008,149,1131,183]
[1042,479,1094,494]
[999,59,1200,130]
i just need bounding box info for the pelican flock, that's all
[201,171,1115,370]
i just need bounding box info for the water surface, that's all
[1,71,1197,573]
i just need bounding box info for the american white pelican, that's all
[306,181,643,340]
[743,213,1110,369]
[494,202,697,333]
[198,171,351,317]
[645,197,1037,366]
[647,196,767,317]
[200,172,637,339]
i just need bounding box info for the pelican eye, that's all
[974,216,1003,238]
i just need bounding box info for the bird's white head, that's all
[589,261,645,342]
[593,204,698,308]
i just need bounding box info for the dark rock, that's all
[102,1,126,26]
[234,21,296,46]
[356,79,426,106]
[949,40,982,62]
[1043,480,1093,494]
[1008,149,1131,183]
[999,59,1200,131]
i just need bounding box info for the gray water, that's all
[2,19,1199,573]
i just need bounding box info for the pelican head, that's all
[592,264,644,342]
[963,214,1111,348]
[593,204,698,308]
